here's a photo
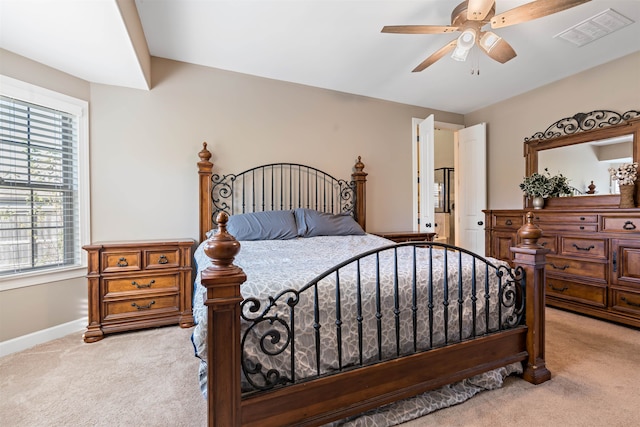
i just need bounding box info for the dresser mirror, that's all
[524,110,640,208]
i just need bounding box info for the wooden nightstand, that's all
[82,239,195,343]
[372,231,436,243]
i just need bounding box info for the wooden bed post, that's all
[511,212,551,385]
[201,212,247,427]
[198,142,214,243]
[352,156,367,231]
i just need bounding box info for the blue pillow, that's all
[294,208,365,237]
[222,210,298,241]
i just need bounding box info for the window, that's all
[0,76,89,289]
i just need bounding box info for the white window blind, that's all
[0,95,81,276]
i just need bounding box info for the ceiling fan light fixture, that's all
[451,45,471,62]
[451,28,476,61]
[479,32,501,52]
[457,28,477,50]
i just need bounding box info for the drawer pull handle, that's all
[580,217,585,221]
[572,244,594,252]
[117,257,128,267]
[550,263,570,270]
[623,221,636,230]
[621,297,640,308]
[541,242,547,247]
[550,285,568,292]
[158,254,169,264]
[131,279,155,289]
[505,219,512,226]
[131,300,155,310]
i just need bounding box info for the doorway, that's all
[412,118,486,254]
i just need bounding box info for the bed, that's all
[194,142,550,426]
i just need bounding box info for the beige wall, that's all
[466,51,640,210]
[0,52,461,341]
[89,57,461,244]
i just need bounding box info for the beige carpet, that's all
[1,308,638,427]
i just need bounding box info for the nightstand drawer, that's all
[102,250,141,273]
[546,277,606,307]
[104,273,179,295]
[145,248,180,269]
[560,236,606,259]
[103,294,180,319]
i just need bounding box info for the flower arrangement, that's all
[520,168,573,198]
[608,162,638,186]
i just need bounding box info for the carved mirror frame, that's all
[524,109,640,209]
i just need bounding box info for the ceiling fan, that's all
[381,0,591,72]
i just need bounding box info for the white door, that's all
[455,123,487,254]
[414,115,435,233]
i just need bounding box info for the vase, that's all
[532,196,545,210]
[619,184,635,209]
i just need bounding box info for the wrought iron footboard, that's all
[238,242,525,395]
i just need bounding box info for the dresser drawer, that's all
[546,256,607,282]
[601,216,640,233]
[560,236,607,259]
[104,273,179,295]
[538,235,557,254]
[102,250,141,273]
[145,248,180,269]
[103,294,180,320]
[610,288,640,316]
[533,214,597,224]
[537,223,597,233]
[546,277,606,307]
[491,214,523,230]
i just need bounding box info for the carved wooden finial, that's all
[198,142,212,163]
[203,212,241,269]
[354,156,365,174]
[518,212,543,248]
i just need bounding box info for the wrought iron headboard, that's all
[197,142,368,242]
[210,163,356,220]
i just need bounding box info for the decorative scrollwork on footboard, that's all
[238,242,528,395]
[240,291,299,390]
[499,265,525,328]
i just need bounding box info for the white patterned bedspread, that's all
[191,234,522,425]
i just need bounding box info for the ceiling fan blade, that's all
[382,25,458,34]
[478,32,517,63]
[467,0,495,21]
[412,40,458,72]
[491,0,591,29]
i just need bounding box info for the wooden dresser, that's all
[485,209,640,328]
[83,239,195,342]
[372,231,436,243]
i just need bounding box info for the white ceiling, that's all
[1,0,639,114]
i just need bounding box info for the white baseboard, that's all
[0,318,86,358]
